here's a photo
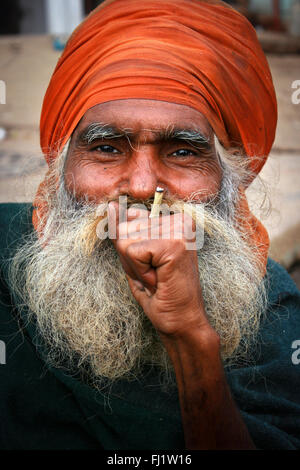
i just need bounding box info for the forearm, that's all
[160,325,256,450]
[112,209,255,448]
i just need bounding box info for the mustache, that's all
[8,180,266,386]
[71,187,218,212]
[72,193,224,258]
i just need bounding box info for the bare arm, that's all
[110,203,256,450]
[160,327,255,449]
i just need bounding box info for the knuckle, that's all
[118,221,128,239]
[125,241,143,258]
[126,242,136,257]
[172,238,186,251]
[116,238,130,255]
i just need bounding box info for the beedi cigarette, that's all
[149,186,164,218]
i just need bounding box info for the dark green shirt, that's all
[0,203,300,450]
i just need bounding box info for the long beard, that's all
[8,182,267,389]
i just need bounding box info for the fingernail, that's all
[127,207,138,217]
[133,280,145,291]
[108,200,118,210]
[144,288,152,297]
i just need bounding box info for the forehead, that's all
[74,99,213,138]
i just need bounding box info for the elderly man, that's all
[0,0,300,450]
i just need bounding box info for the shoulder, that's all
[0,203,34,310]
[262,258,300,339]
[0,202,33,234]
[0,204,34,357]
[0,203,34,259]
[227,260,300,449]
[265,258,300,308]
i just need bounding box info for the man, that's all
[0,0,300,450]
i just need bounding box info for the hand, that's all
[108,202,210,337]
[106,202,255,450]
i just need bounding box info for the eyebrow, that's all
[77,123,212,149]
[78,123,132,144]
[162,127,211,149]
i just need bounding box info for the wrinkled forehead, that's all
[40,0,276,179]
[71,99,214,144]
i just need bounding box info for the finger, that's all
[108,202,159,240]
[125,242,157,288]
[124,212,195,241]
[126,276,154,305]
[115,239,157,288]
[111,234,157,292]
[123,213,193,242]
[127,206,150,221]
[108,201,150,224]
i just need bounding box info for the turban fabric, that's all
[34,0,277,272]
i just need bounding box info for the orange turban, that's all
[34,0,278,272]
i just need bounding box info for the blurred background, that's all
[0,0,299,286]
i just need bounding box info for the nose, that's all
[121,150,160,200]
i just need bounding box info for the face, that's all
[65,99,222,204]
[10,100,265,384]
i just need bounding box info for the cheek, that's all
[64,161,118,200]
[172,169,222,202]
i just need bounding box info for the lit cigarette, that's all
[149,187,164,218]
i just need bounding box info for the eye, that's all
[93,144,120,154]
[170,149,198,157]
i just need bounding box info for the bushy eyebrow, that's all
[77,123,132,144]
[77,123,212,149]
[159,127,211,149]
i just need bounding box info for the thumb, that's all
[126,276,154,303]
[125,243,157,290]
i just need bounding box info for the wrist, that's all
[159,318,220,350]
[159,320,222,374]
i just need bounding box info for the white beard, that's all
[8,183,267,390]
